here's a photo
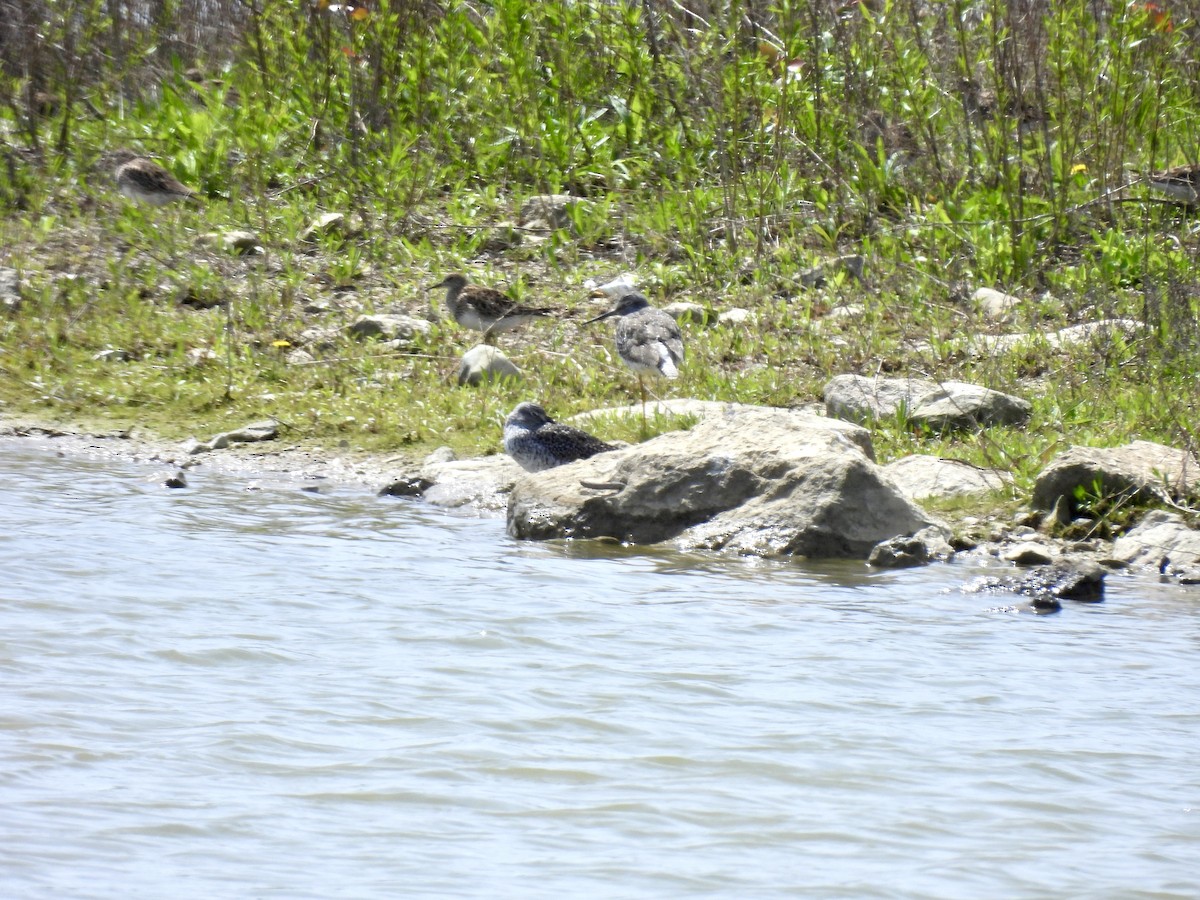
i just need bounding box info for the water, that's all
[1,443,1198,899]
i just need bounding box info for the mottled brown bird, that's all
[103,150,199,207]
[428,273,555,342]
[1148,163,1200,205]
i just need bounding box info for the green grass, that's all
[1,0,1199,520]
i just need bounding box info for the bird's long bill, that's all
[426,278,450,291]
[583,308,619,325]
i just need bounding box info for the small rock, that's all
[348,314,432,344]
[950,532,979,551]
[663,301,712,326]
[457,344,522,387]
[302,297,333,315]
[300,212,363,243]
[424,447,457,466]
[92,349,131,362]
[963,560,1105,605]
[586,274,638,300]
[825,304,865,320]
[188,420,279,454]
[972,287,1021,321]
[286,348,316,366]
[224,420,278,443]
[201,230,264,256]
[1024,595,1064,614]
[163,471,188,489]
[299,325,343,352]
[1014,508,1043,529]
[717,307,751,326]
[1040,560,1107,602]
[0,267,21,313]
[1178,568,1200,585]
[868,526,955,568]
[379,476,433,497]
[1001,543,1057,565]
[185,347,217,367]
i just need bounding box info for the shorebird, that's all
[1148,163,1200,205]
[103,149,199,207]
[503,402,615,472]
[428,273,554,343]
[585,291,684,426]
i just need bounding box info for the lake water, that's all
[1,442,1198,899]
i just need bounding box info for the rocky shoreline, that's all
[7,392,1199,613]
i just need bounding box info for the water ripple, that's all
[1,444,1199,898]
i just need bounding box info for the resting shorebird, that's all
[103,149,199,207]
[585,291,684,427]
[1148,163,1200,205]
[428,273,555,344]
[503,402,615,472]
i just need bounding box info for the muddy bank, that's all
[1,418,419,495]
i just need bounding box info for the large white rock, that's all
[885,455,1013,501]
[824,374,1031,430]
[1113,510,1200,569]
[507,406,935,558]
[1032,440,1200,515]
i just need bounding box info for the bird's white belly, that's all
[454,306,528,333]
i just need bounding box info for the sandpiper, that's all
[429,273,554,343]
[585,292,684,423]
[1148,163,1200,204]
[103,149,198,207]
[503,402,615,472]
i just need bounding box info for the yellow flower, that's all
[272,340,291,348]
[1070,163,1088,175]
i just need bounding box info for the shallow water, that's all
[1,443,1198,898]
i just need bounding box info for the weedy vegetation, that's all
[0,0,1198,515]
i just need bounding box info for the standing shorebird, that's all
[503,402,615,472]
[586,292,684,427]
[429,273,554,343]
[103,149,199,207]
[1148,163,1200,205]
